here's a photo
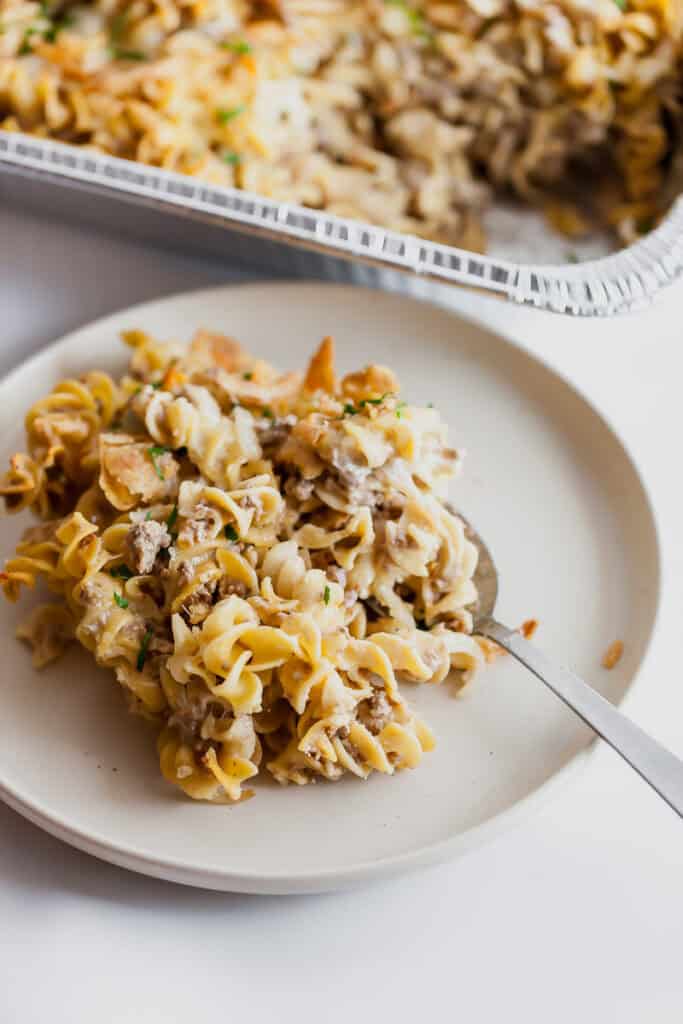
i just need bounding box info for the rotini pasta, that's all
[0,326,488,803]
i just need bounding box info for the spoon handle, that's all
[480,619,683,818]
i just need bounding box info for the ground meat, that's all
[326,565,346,588]
[363,596,386,621]
[135,576,165,607]
[358,692,393,735]
[125,520,171,575]
[331,454,368,491]
[149,632,174,656]
[177,503,220,547]
[284,475,316,502]
[256,414,297,451]
[239,493,263,514]
[326,449,381,507]
[218,577,249,599]
[181,580,217,625]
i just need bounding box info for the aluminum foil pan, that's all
[2,129,682,316]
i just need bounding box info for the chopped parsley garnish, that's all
[113,592,129,609]
[109,564,134,580]
[166,504,178,532]
[112,48,146,60]
[359,392,392,408]
[222,151,241,166]
[613,0,627,9]
[110,12,126,41]
[343,393,397,416]
[636,216,655,235]
[217,105,245,124]
[150,380,162,390]
[147,445,169,480]
[383,0,432,39]
[261,407,274,419]
[243,371,253,380]
[221,40,252,54]
[566,252,579,264]
[18,28,37,54]
[224,524,239,542]
[144,510,152,521]
[323,585,331,606]
[44,12,73,42]
[136,628,153,672]
[396,400,407,419]
[107,12,145,62]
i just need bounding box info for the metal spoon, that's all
[463,517,683,818]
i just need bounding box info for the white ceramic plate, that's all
[0,283,660,894]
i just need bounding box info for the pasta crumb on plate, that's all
[602,639,624,669]
[0,329,489,803]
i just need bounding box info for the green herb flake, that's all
[261,407,274,419]
[111,48,146,61]
[136,628,153,672]
[221,40,252,54]
[566,252,580,264]
[636,216,655,235]
[243,371,253,380]
[613,0,627,10]
[359,392,392,408]
[44,11,73,42]
[109,564,134,580]
[323,585,331,606]
[222,151,241,166]
[166,504,178,532]
[396,401,407,419]
[383,0,432,39]
[109,12,126,41]
[147,445,169,480]
[216,105,245,124]
[18,28,37,54]
[150,380,162,390]
[343,402,358,416]
[144,510,152,521]
[114,592,129,609]
[224,524,239,542]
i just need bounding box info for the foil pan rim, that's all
[2,129,681,316]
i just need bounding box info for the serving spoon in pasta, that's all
[465,519,683,818]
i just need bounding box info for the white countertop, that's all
[0,206,681,1023]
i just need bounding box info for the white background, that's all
[0,205,681,1023]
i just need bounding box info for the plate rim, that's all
[0,281,664,894]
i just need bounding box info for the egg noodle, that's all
[1,0,681,250]
[0,329,486,802]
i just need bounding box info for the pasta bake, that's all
[0,1,681,251]
[0,329,486,802]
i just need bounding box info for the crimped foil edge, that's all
[2,130,681,316]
